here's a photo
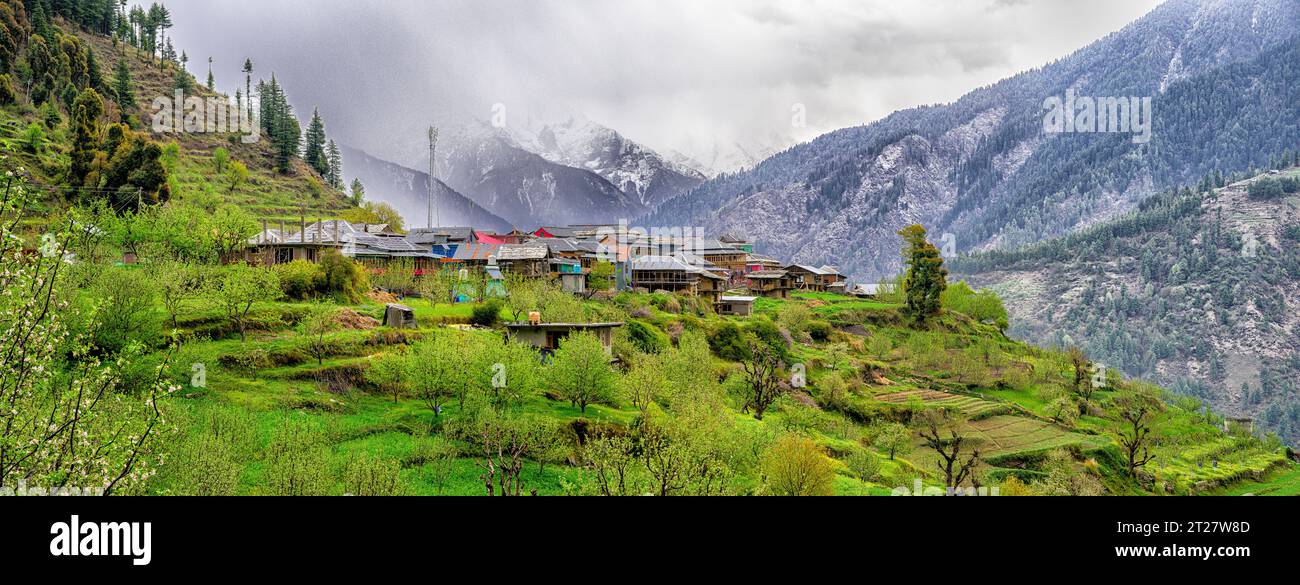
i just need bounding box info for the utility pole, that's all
[427,126,439,230]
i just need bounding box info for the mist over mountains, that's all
[646,0,1300,281]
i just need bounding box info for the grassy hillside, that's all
[123,282,1292,496]
[0,17,353,228]
[953,165,1300,445]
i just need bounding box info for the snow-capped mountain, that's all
[672,132,791,177]
[646,0,1300,281]
[431,121,648,228]
[506,116,706,209]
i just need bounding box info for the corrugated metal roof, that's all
[497,243,549,260]
[451,243,500,260]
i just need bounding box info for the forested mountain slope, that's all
[953,166,1300,444]
[645,0,1300,281]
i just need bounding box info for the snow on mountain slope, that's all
[507,116,706,209]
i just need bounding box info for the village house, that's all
[719,233,754,253]
[716,295,757,316]
[495,243,551,277]
[746,270,793,298]
[504,322,624,355]
[247,219,417,266]
[784,264,846,292]
[630,255,726,303]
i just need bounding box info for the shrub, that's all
[274,260,326,300]
[762,434,836,496]
[1281,177,1299,194]
[470,299,504,327]
[319,250,369,302]
[847,450,881,482]
[744,317,790,362]
[90,267,161,354]
[941,281,1009,331]
[708,321,750,361]
[625,320,669,354]
[807,320,833,341]
[21,122,44,153]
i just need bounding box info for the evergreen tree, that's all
[898,224,947,326]
[69,87,105,187]
[206,56,214,91]
[350,178,365,206]
[326,139,343,188]
[242,58,253,119]
[303,108,328,176]
[111,57,134,108]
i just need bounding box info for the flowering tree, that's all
[0,165,176,495]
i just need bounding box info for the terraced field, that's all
[962,416,1103,458]
[1154,437,1290,491]
[874,389,1005,417]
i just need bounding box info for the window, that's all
[275,248,293,264]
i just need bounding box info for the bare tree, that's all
[1114,392,1160,477]
[741,340,785,421]
[918,410,981,490]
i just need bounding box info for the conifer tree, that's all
[69,88,105,187]
[898,224,947,326]
[111,57,135,108]
[303,108,327,175]
[326,139,343,188]
[242,58,253,119]
[206,56,214,91]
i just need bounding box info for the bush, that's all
[319,250,369,302]
[1281,177,1299,194]
[708,321,750,361]
[625,320,669,354]
[90,267,161,354]
[744,317,790,362]
[470,299,504,327]
[274,260,326,300]
[807,320,833,341]
[847,450,881,482]
[941,281,1009,330]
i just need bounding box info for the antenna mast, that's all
[427,126,439,230]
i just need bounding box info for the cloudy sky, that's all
[161,0,1164,171]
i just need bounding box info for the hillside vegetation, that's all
[1,2,1294,497]
[954,165,1300,445]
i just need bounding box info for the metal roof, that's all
[497,243,550,261]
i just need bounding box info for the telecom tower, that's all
[427,126,439,229]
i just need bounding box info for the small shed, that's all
[1224,417,1254,434]
[382,303,418,329]
[716,295,757,316]
[504,322,624,355]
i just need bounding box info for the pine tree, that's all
[898,224,947,326]
[242,58,253,119]
[303,108,328,175]
[326,140,343,188]
[111,58,135,108]
[275,116,300,174]
[206,56,214,91]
